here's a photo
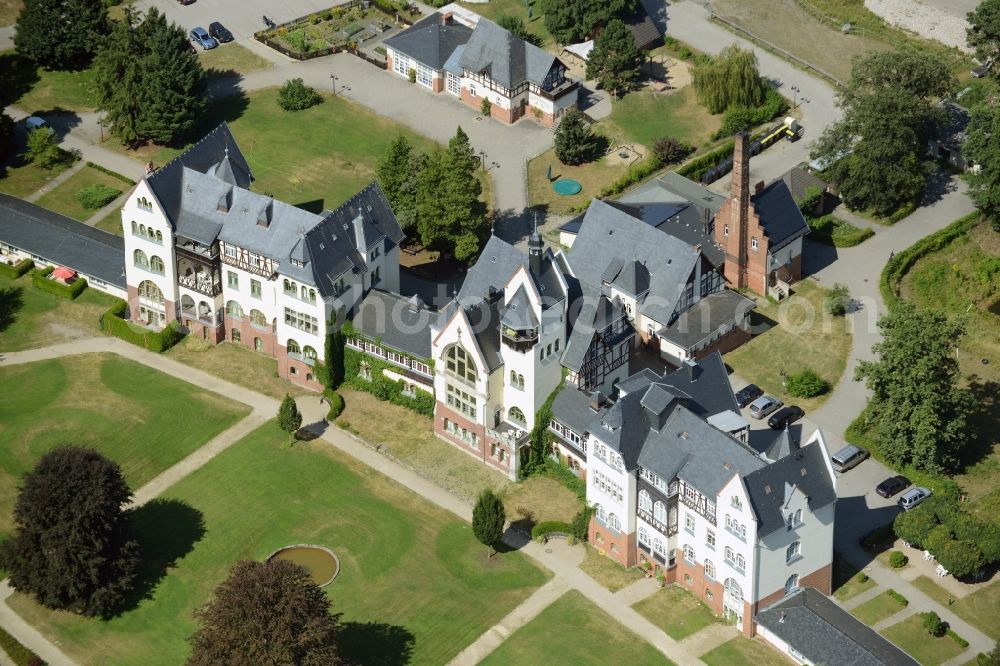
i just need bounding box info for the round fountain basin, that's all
[268,545,340,587]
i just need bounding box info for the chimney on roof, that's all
[257,199,273,228]
[683,357,701,381]
[590,391,607,411]
[755,180,765,195]
[441,11,453,24]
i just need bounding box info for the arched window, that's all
[150,255,164,273]
[683,544,695,564]
[180,294,195,310]
[639,490,652,512]
[254,338,263,351]
[784,574,799,596]
[287,339,301,355]
[607,513,620,532]
[705,559,716,580]
[137,280,162,303]
[309,288,316,301]
[133,249,149,268]
[593,503,605,522]
[724,578,743,602]
[231,328,240,342]
[725,546,734,563]
[225,300,243,318]
[653,501,666,525]
[301,285,308,300]
[508,406,526,425]
[198,301,212,318]
[139,224,146,236]
[444,345,477,382]
[786,541,801,563]
[131,221,137,234]
[250,309,267,328]
[638,526,650,546]
[284,279,293,293]
[653,538,666,555]
[155,230,162,242]
[510,370,517,384]
[518,373,525,386]
[303,346,317,360]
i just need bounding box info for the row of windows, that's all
[133,250,164,274]
[538,338,561,360]
[284,307,318,334]
[282,278,317,303]
[445,384,476,419]
[130,221,162,243]
[444,345,477,383]
[285,339,317,360]
[639,468,674,496]
[593,504,621,533]
[725,514,747,540]
[509,371,525,390]
[724,546,746,572]
[137,280,163,303]
[442,419,478,446]
[548,420,583,447]
[593,469,623,502]
[722,225,762,251]
[508,406,526,425]
[637,527,668,556]
[347,338,432,377]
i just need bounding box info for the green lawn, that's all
[833,555,877,602]
[12,60,100,113]
[946,580,1000,641]
[807,215,874,247]
[850,590,908,626]
[701,637,791,666]
[0,354,250,536]
[881,615,966,665]
[0,0,22,26]
[479,589,671,665]
[457,0,553,48]
[604,87,722,152]
[198,43,273,77]
[34,164,132,222]
[910,576,954,609]
[116,88,440,213]
[93,207,123,235]
[725,279,852,412]
[0,271,117,351]
[632,584,719,640]
[578,544,645,592]
[8,421,550,665]
[0,154,76,199]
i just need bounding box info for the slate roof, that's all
[463,297,504,371]
[615,368,661,396]
[383,13,472,70]
[743,441,836,536]
[752,179,810,252]
[551,385,607,437]
[500,285,539,330]
[456,234,565,308]
[146,123,253,226]
[658,290,757,351]
[0,194,126,288]
[623,171,727,215]
[566,199,699,326]
[353,289,433,359]
[458,18,560,89]
[657,351,739,418]
[755,587,919,666]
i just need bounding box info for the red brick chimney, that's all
[727,132,751,287]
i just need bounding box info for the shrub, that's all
[886,203,916,224]
[570,506,593,541]
[922,611,946,637]
[530,521,573,540]
[597,156,663,199]
[825,283,851,316]
[0,258,33,279]
[277,78,322,111]
[676,139,735,183]
[75,183,122,210]
[713,89,789,139]
[893,504,937,547]
[283,29,310,53]
[652,136,693,166]
[786,368,829,398]
[342,344,434,417]
[936,539,986,579]
[857,572,869,583]
[85,161,134,184]
[31,266,88,299]
[888,551,908,568]
[887,589,908,606]
[949,629,969,648]
[408,68,416,83]
[324,390,344,420]
[101,299,185,352]
[22,127,69,169]
[480,97,492,116]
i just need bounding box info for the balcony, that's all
[501,326,538,353]
[178,272,222,297]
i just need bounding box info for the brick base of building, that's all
[275,344,324,391]
[589,518,636,567]
[433,403,516,478]
[754,561,832,618]
[694,325,752,359]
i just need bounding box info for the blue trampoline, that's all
[552,178,582,195]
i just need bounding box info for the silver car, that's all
[898,487,932,510]
[749,395,782,419]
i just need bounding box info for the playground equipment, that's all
[553,179,583,195]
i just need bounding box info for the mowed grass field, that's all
[9,421,550,665]
[34,164,132,222]
[479,590,670,665]
[0,354,250,536]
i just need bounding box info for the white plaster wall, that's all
[432,311,491,427]
[756,500,835,601]
[716,476,756,603]
[124,180,177,310]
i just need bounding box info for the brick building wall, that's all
[589,519,637,567]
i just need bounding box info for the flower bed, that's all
[256,1,407,60]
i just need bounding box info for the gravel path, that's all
[864,0,972,53]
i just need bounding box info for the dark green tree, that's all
[376,135,419,232]
[0,446,140,618]
[134,8,207,144]
[472,489,506,557]
[15,0,108,70]
[963,102,1000,231]
[277,78,322,112]
[893,504,938,546]
[278,394,303,445]
[967,0,1000,75]
[935,540,985,579]
[979,640,1000,665]
[554,108,597,165]
[854,301,975,473]
[22,127,65,168]
[93,5,144,147]
[188,559,341,665]
[585,18,642,97]
[496,14,542,47]
[811,50,954,216]
[693,44,767,114]
[414,147,449,250]
[541,0,636,44]
[324,328,345,389]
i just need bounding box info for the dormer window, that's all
[290,259,304,268]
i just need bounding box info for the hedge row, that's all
[100,299,185,352]
[0,624,44,666]
[880,212,979,308]
[85,161,135,185]
[0,258,33,279]
[676,139,736,183]
[531,520,573,539]
[31,266,88,299]
[343,346,434,417]
[324,389,344,420]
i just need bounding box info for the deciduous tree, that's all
[376,135,419,232]
[15,0,108,70]
[585,18,642,97]
[188,559,341,665]
[541,0,636,44]
[811,51,954,216]
[554,108,597,165]
[967,0,1000,75]
[963,102,1000,231]
[496,14,541,47]
[21,127,65,168]
[854,301,975,473]
[472,489,506,557]
[693,45,767,114]
[0,446,140,618]
[278,394,303,445]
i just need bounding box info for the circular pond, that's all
[552,178,583,195]
[268,545,340,587]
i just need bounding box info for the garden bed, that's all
[256,2,404,60]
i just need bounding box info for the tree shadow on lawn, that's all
[116,498,206,615]
[0,286,24,333]
[337,620,415,666]
[746,310,778,336]
[959,378,1000,470]
[0,51,40,107]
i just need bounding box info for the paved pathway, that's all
[0,25,13,51]
[23,160,85,203]
[83,191,130,228]
[0,582,74,666]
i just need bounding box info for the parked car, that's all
[734,383,763,409]
[876,475,911,498]
[898,486,932,510]
[749,395,782,419]
[25,116,48,131]
[190,27,218,49]
[831,445,868,473]
[767,405,805,430]
[209,21,233,43]
[178,0,195,5]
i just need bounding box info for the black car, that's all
[767,405,805,430]
[734,383,763,409]
[876,475,911,498]
[209,21,233,43]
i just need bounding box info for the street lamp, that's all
[479,150,487,170]
[330,73,339,96]
[790,85,800,110]
[98,118,106,142]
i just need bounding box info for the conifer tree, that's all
[94,5,144,147]
[472,489,506,557]
[15,0,108,70]
[585,18,642,97]
[554,108,597,165]
[376,135,419,232]
[278,394,303,445]
[415,147,449,251]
